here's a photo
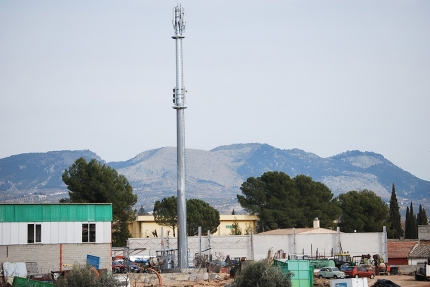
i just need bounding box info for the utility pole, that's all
[172,3,188,269]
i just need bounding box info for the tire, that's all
[318,275,323,279]
[333,275,337,279]
[355,274,359,278]
[370,274,375,279]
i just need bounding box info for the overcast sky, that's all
[1,1,429,181]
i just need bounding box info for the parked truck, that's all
[415,262,430,281]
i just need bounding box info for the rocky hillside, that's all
[0,144,429,214]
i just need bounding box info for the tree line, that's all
[238,171,428,238]
[61,158,428,247]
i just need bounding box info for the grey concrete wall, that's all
[0,243,111,274]
[418,225,430,240]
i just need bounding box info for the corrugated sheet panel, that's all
[0,204,112,222]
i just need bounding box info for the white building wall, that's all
[65,222,74,243]
[1,222,11,245]
[58,222,67,243]
[97,222,111,244]
[50,222,59,243]
[0,222,111,245]
[409,258,429,265]
[73,222,82,243]
[18,223,27,245]
[42,222,51,244]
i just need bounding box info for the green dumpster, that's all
[274,259,314,287]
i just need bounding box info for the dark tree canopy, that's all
[388,183,404,239]
[137,205,148,216]
[62,157,138,247]
[405,202,418,239]
[417,204,429,226]
[187,198,220,236]
[237,171,341,232]
[153,196,220,236]
[153,196,178,237]
[405,205,411,239]
[337,190,389,233]
[404,202,428,239]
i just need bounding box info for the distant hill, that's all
[0,143,429,214]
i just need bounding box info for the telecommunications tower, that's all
[172,4,188,269]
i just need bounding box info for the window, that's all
[27,224,41,243]
[82,223,96,242]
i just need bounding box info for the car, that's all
[344,266,375,279]
[317,267,346,279]
[125,261,141,273]
[112,261,126,273]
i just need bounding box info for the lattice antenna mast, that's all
[172,4,188,269]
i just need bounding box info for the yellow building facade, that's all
[129,214,259,238]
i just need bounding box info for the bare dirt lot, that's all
[128,273,430,287]
[314,275,430,287]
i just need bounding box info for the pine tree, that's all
[388,184,404,239]
[62,157,137,247]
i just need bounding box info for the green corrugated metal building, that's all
[0,203,112,222]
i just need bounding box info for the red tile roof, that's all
[388,240,418,259]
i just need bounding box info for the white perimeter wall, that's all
[0,222,111,245]
[126,231,387,264]
[253,232,387,261]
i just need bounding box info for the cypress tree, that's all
[406,202,418,239]
[417,204,429,226]
[422,206,428,225]
[388,184,404,239]
[405,206,410,239]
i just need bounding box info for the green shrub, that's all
[231,260,291,287]
[54,265,118,287]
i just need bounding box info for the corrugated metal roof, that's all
[0,204,112,222]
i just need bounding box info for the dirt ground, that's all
[127,273,430,287]
[314,274,430,287]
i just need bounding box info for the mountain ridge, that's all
[0,143,428,213]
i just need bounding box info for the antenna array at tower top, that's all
[172,5,186,35]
